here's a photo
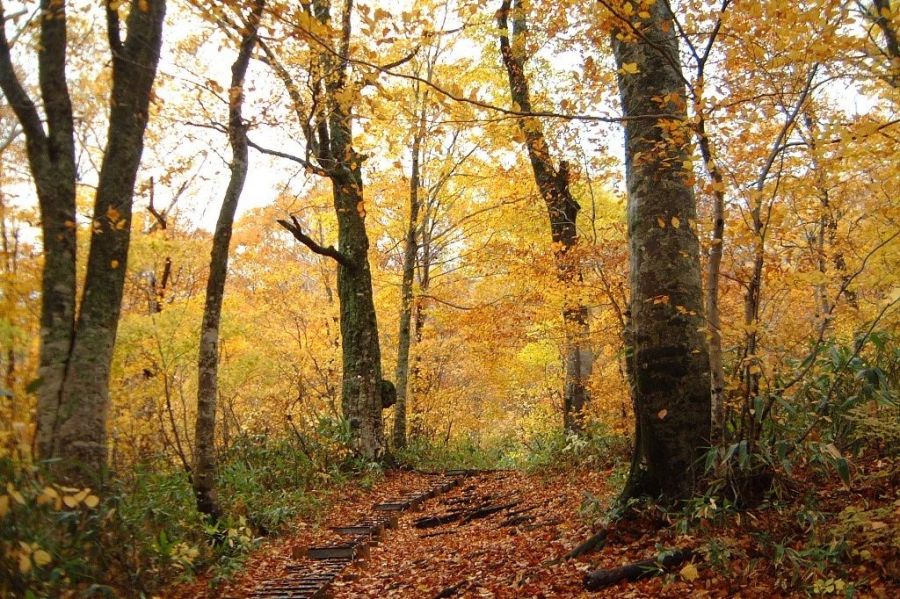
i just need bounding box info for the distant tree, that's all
[498,0,593,433]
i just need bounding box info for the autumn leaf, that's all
[33,549,52,567]
[680,562,699,581]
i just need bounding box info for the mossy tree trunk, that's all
[0,0,77,462]
[0,0,166,484]
[610,0,711,501]
[499,0,593,433]
[194,0,264,520]
[276,0,386,460]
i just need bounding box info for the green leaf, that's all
[25,377,44,394]
[835,457,850,484]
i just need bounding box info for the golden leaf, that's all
[6,483,25,505]
[33,549,52,567]
[18,553,31,574]
[680,562,699,581]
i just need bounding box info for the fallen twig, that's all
[583,548,694,591]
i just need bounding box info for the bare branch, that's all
[277,215,353,268]
[247,138,328,176]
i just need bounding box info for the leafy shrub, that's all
[0,420,365,597]
[500,423,630,473]
[394,434,508,470]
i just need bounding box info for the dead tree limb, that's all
[565,529,609,559]
[583,549,694,591]
[277,215,354,268]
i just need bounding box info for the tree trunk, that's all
[52,0,166,481]
[611,1,711,501]
[498,0,592,432]
[0,0,78,462]
[696,123,726,445]
[319,0,385,459]
[194,0,264,520]
[333,166,385,458]
[0,0,166,482]
[392,104,425,451]
[270,0,388,459]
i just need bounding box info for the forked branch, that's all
[277,215,353,268]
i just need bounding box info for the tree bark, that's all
[0,0,166,483]
[194,0,264,520]
[610,0,711,501]
[498,0,592,433]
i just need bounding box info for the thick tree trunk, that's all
[53,0,166,481]
[194,0,264,520]
[269,0,386,460]
[611,1,711,501]
[318,0,385,459]
[498,0,592,432]
[0,0,165,482]
[333,166,385,459]
[392,108,424,450]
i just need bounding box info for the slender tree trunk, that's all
[738,66,816,450]
[498,0,592,432]
[0,0,78,462]
[194,0,264,520]
[611,0,711,501]
[392,104,425,450]
[696,121,726,444]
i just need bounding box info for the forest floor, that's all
[171,458,899,598]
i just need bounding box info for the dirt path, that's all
[172,465,900,598]
[334,470,609,598]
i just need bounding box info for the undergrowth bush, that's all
[393,423,630,474]
[393,435,508,470]
[500,423,630,473]
[0,417,366,597]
